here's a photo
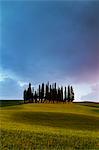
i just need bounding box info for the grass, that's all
[0,101,99,149]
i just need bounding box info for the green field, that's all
[0,101,99,150]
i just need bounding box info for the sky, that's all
[0,0,99,101]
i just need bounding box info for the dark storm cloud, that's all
[1,1,99,99]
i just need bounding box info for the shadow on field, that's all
[77,102,99,108]
[11,111,99,131]
[92,109,99,113]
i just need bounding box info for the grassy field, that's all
[0,101,99,150]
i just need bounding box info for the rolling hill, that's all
[0,101,99,149]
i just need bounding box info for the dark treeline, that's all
[23,82,74,103]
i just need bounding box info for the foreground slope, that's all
[0,102,99,149]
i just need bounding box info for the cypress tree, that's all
[64,86,67,103]
[39,84,41,102]
[57,87,59,102]
[45,82,49,102]
[32,87,34,103]
[52,83,55,103]
[49,84,52,103]
[68,85,70,102]
[71,86,74,102]
[31,92,33,103]
[27,83,32,103]
[23,89,27,103]
[58,87,61,103]
[41,83,44,103]
[61,86,63,102]
[47,82,49,102]
[54,82,57,101]
[45,83,48,100]
[34,91,37,103]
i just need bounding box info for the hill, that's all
[0,101,99,149]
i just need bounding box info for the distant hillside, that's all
[0,100,24,107]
